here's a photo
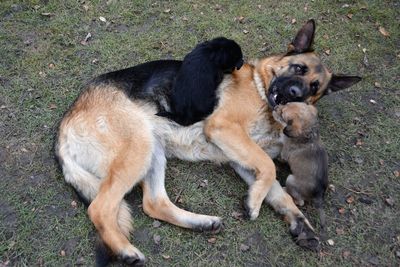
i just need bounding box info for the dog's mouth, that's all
[267,77,307,108]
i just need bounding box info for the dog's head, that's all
[207,37,244,72]
[273,102,318,139]
[257,20,361,107]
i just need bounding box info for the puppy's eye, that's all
[310,81,319,95]
[292,64,308,75]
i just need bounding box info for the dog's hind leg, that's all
[142,140,222,233]
[88,141,153,266]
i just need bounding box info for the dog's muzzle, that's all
[267,77,307,107]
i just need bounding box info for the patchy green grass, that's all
[0,0,399,266]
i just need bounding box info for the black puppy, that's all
[165,37,243,126]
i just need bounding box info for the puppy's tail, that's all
[313,197,327,241]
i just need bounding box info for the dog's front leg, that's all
[205,119,275,220]
[230,162,320,251]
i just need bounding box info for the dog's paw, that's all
[290,217,320,252]
[243,195,260,220]
[192,217,223,234]
[118,246,146,266]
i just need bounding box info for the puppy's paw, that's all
[118,246,146,266]
[290,217,320,252]
[242,195,260,220]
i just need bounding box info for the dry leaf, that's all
[49,103,57,109]
[207,237,216,244]
[243,30,249,34]
[324,49,331,55]
[323,34,329,40]
[346,195,355,204]
[82,4,89,11]
[161,254,171,260]
[336,227,345,235]
[385,197,395,206]
[291,18,296,24]
[80,32,92,45]
[231,211,243,220]
[394,170,399,177]
[327,239,335,246]
[21,148,28,153]
[164,8,171,13]
[342,250,351,259]
[355,139,363,146]
[41,12,53,17]
[374,82,381,88]
[379,159,384,165]
[240,244,250,252]
[153,220,161,228]
[182,16,188,21]
[347,13,353,19]
[48,63,55,69]
[237,16,245,23]
[342,4,350,8]
[60,250,66,256]
[71,200,77,208]
[369,99,377,104]
[379,26,390,37]
[153,234,161,245]
[199,179,208,187]
[338,207,345,214]
[99,16,107,22]
[328,184,336,192]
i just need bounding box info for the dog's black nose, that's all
[289,85,303,98]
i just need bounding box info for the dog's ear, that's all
[287,19,316,54]
[325,74,362,94]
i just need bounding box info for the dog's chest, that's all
[249,114,284,159]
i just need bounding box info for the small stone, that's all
[99,16,107,22]
[152,220,161,228]
[240,244,250,252]
[327,239,334,246]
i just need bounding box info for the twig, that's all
[341,185,374,196]
[174,188,184,203]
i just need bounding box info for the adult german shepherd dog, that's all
[56,20,360,265]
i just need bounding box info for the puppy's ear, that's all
[325,74,362,95]
[287,19,316,54]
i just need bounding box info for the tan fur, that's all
[56,22,346,262]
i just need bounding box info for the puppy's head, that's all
[206,37,244,72]
[256,20,361,107]
[273,102,318,139]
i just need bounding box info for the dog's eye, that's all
[310,81,319,95]
[292,64,308,75]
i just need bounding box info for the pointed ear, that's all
[287,19,316,54]
[326,74,362,94]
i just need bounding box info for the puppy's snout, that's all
[289,85,303,98]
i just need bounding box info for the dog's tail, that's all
[313,197,327,241]
[56,140,133,265]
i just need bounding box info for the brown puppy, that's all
[273,102,328,238]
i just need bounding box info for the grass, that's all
[0,0,399,266]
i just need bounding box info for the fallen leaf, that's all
[393,170,399,177]
[60,250,66,257]
[49,103,57,110]
[369,99,377,104]
[92,58,99,64]
[385,197,394,206]
[153,234,161,245]
[99,16,107,22]
[207,237,216,244]
[153,220,161,228]
[338,207,345,214]
[48,63,55,69]
[199,179,208,187]
[342,4,350,8]
[80,32,92,45]
[324,49,331,55]
[182,16,188,21]
[161,254,170,260]
[379,159,384,165]
[240,244,250,252]
[0,105,6,109]
[327,239,335,246]
[336,228,345,235]
[164,8,171,13]
[237,16,245,23]
[379,26,390,37]
[39,71,46,77]
[355,139,363,146]
[231,211,243,220]
[291,18,296,24]
[82,4,89,11]
[41,12,53,17]
[346,13,353,19]
[243,30,249,34]
[71,200,77,208]
[362,48,367,53]
[342,250,351,259]
[374,82,381,88]
[346,195,355,204]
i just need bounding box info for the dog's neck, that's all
[253,71,268,101]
